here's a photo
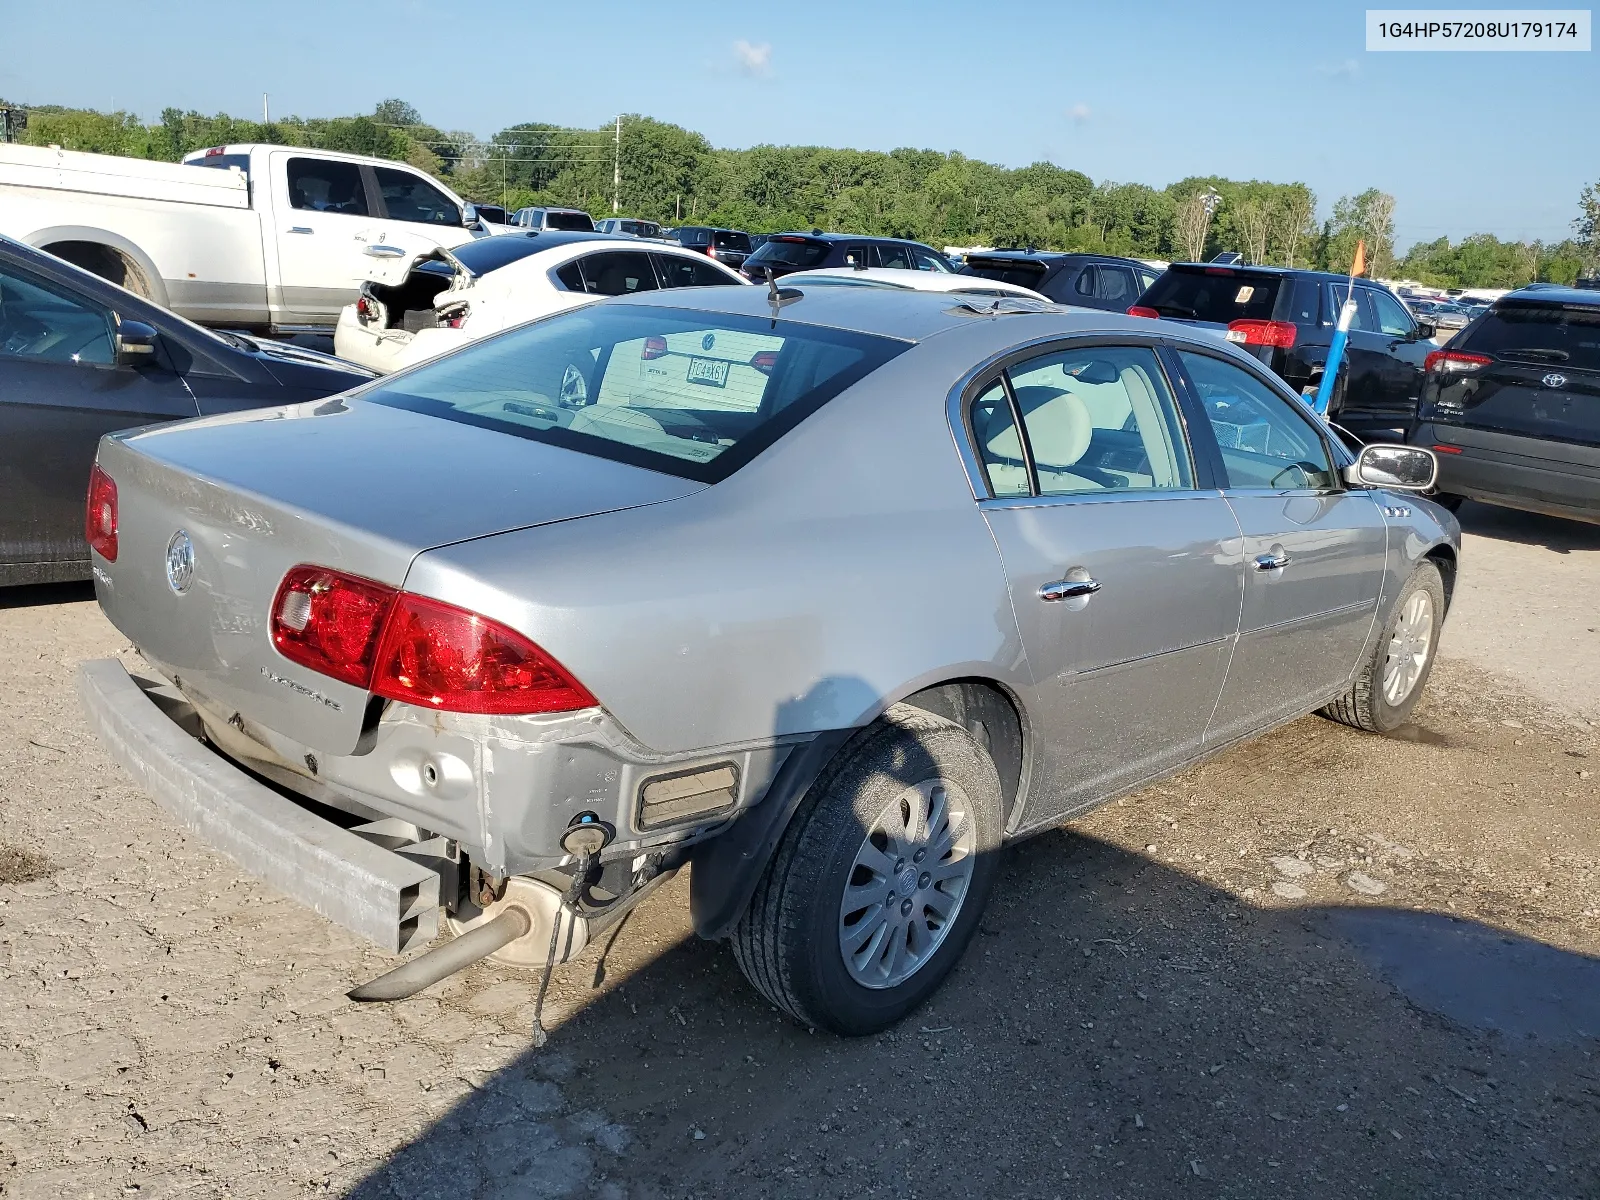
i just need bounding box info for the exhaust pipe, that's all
[347,906,531,1002]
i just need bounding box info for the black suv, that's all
[1409,286,1599,523]
[1133,263,1436,444]
[959,251,1160,311]
[667,227,754,270]
[739,233,952,281]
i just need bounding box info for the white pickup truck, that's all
[0,143,479,334]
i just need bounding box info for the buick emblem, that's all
[1542,373,1568,389]
[165,530,194,595]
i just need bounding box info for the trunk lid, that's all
[94,397,702,753]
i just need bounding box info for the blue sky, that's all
[5,0,1595,251]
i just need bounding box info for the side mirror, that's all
[1345,444,1438,491]
[460,203,478,227]
[114,318,159,367]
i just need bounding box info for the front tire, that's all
[731,705,1003,1035]
[1322,560,1446,733]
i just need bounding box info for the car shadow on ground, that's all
[0,580,94,611]
[347,831,1600,1200]
[1456,501,1600,554]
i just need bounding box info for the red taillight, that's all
[371,594,596,716]
[355,295,376,321]
[1432,444,1464,454]
[1203,267,1236,276]
[269,565,597,715]
[1423,350,1491,375]
[1225,319,1297,349]
[86,465,117,562]
[641,336,668,360]
[750,350,779,374]
[270,566,398,688]
[704,245,716,257]
[1127,305,1161,319]
[438,304,469,330]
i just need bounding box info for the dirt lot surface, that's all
[1,504,1597,1199]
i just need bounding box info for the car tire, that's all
[731,704,1003,1036]
[1322,560,1446,733]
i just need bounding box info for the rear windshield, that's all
[546,211,594,232]
[745,238,830,270]
[1139,268,1282,323]
[446,235,552,276]
[361,305,908,483]
[712,230,752,252]
[960,259,1048,289]
[188,153,250,178]
[1459,302,1600,372]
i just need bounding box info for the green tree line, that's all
[4,98,1592,288]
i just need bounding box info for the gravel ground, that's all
[1,507,1597,1199]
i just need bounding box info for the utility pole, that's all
[612,114,621,214]
[263,94,269,124]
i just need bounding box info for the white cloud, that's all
[733,39,773,77]
[1067,103,1092,125]
[1316,58,1362,79]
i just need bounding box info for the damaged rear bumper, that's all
[78,657,443,952]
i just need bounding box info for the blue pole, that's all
[1312,290,1358,417]
[1312,328,1348,416]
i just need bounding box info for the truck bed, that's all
[0,144,250,210]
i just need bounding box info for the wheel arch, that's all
[26,226,170,307]
[1422,541,1457,613]
[688,670,1031,941]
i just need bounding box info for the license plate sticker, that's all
[687,357,730,387]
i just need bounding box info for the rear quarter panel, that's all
[403,327,1032,755]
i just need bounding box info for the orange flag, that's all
[1351,239,1368,277]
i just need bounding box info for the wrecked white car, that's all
[332,231,748,373]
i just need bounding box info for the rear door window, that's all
[973,346,1193,497]
[874,243,914,270]
[286,158,368,216]
[913,248,951,273]
[1138,269,1281,323]
[653,253,740,288]
[1327,283,1377,332]
[372,166,461,226]
[571,252,660,296]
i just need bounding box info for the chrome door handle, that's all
[364,244,407,258]
[1254,552,1291,571]
[287,226,313,234]
[1039,578,1101,602]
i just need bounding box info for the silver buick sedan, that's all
[81,285,1458,1035]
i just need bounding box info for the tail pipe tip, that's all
[347,905,532,1002]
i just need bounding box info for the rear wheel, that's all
[731,705,1003,1035]
[1322,560,1446,733]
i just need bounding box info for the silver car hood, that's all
[94,397,702,754]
